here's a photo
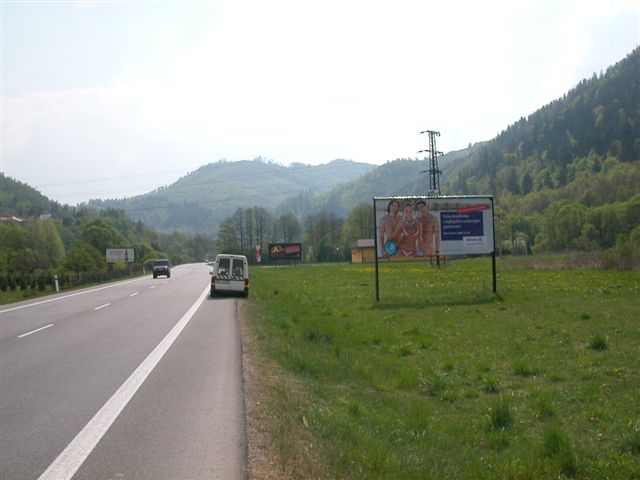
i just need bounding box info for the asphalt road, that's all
[0,263,247,480]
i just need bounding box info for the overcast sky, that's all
[1,0,639,205]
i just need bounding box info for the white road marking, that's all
[37,285,210,480]
[129,292,139,297]
[18,324,54,338]
[149,285,157,289]
[94,303,111,311]
[0,277,149,314]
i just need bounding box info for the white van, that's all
[210,254,250,298]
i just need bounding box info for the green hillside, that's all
[447,47,639,203]
[89,158,375,233]
[0,174,65,218]
[442,47,640,258]
[271,146,480,220]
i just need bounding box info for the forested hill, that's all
[0,174,65,218]
[447,47,639,201]
[274,146,481,219]
[443,47,639,257]
[88,158,375,233]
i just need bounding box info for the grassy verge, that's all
[243,257,640,479]
[0,274,146,306]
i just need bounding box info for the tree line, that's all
[0,207,215,295]
[215,203,374,263]
[217,190,639,269]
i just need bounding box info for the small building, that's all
[0,215,24,223]
[351,239,376,264]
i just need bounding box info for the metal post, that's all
[373,199,380,302]
[492,251,497,293]
[491,196,497,293]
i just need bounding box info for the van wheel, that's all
[242,290,249,298]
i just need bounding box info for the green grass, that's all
[245,257,640,479]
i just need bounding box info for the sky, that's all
[1,0,639,205]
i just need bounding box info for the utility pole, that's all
[418,130,443,195]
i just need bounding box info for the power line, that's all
[39,160,373,204]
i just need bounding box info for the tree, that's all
[64,242,105,273]
[304,212,344,262]
[9,248,40,274]
[29,219,65,270]
[251,207,272,249]
[342,203,374,245]
[217,217,242,254]
[520,171,533,195]
[82,218,128,254]
[275,213,302,243]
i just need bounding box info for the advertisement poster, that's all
[268,243,303,260]
[374,196,494,259]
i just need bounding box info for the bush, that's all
[543,426,577,476]
[589,334,608,351]
[489,399,513,430]
[483,377,500,394]
[513,360,541,377]
[601,234,640,270]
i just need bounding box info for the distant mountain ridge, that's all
[88,158,376,233]
[274,146,480,219]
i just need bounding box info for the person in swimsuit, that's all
[392,203,422,256]
[416,200,440,256]
[378,200,402,256]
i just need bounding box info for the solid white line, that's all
[37,285,210,480]
[18,324,54,338]
[129,292,139,297]
[94,303,111,311]
[0,277,149,314]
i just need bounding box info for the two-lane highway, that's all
[0,263,246,479]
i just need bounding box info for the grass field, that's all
[244,257,640,479]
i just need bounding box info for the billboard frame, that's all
[268,242,303,262]
[106,248,135,264]
[373,195,496,301]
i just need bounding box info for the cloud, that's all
[2,0,638,204]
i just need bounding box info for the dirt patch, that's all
[240,302,288,480]
[239,300,325,480]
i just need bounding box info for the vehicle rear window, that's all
[232,259,244,277]
[154,260,169,266]
[218,258,230,275]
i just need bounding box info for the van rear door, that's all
[214,256,247,294]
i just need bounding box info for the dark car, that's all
[152,259,171,278]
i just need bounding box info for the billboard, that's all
[268,243,302,260]
[374,196,494,259]
[106,248,135,263]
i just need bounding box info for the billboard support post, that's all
[492,252,497,293]
[491,196,497,293]
[373,198,380,301]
